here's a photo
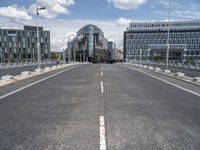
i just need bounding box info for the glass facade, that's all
[69,24,109,63]
[124,21,200,63]
[0,26,50,63]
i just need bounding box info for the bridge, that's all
[0,63,199,149]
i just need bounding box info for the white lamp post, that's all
[166,0,171,69]
[36,0,46,69]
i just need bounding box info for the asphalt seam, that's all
[0,65,80,100]
[124,64,200,97]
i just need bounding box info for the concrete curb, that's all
[126,63,200,86]
[0,63,82,87]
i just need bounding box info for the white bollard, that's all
[155,67,161,72]
[35,68,42,73]
[1,75,14,81]
[148,66,154,70]
[51,66,57,69]
[143,65,148,69]
[193,77,200,83]
[163,70,171,74]
[139,64,143,68]
[21,71,31,76]
[44,67,50,71]
[175,72,185,77]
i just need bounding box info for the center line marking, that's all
[100,116,106,150]
[101,71,103,77]
[101,81,104,93]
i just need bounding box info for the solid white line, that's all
[101,81,104,93]
[125,65,200,97]
[100,116,106,150]
[101,71,103,77]
[0,65,80,100]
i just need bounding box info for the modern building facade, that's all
[0,26,50,63]
[124,21,200,63]
[68,24,109,63]
[112,49,123,62]
[108,41,116,61]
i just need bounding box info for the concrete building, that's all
[112,49,123,62]
[108,41,116,61]
[124,21,200,64]
[0,26,50,63]
[68,24,109,63]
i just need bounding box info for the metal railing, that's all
[0,60,57,70]
[129,59,200,71]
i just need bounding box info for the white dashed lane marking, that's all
[100,116,106,150]
[101,81,104,93]
[101,72,103,77]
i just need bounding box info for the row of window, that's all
[130,22,200,28]
[128,27,200,32]
[126,32,200,39]
[0,42,49,49]
[0,30,49,38]
[0,48,49,54]
[126,50,200,56]
[0,36,49,43]
[1,54,49,60]
[126,38,200,45]
[126,44,200,50]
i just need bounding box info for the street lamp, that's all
[63,49,66,64]
[36,0,46,69]
[166,0,171,69]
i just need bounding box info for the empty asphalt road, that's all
[0,64,200,150]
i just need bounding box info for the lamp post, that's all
[63,49,66,64]
[166,0,171,69]
[140,49,142,65]
[36,0,45,69]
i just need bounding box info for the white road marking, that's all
[101,81,104,93]
[100,116,106,150]
[101,71,103,77]
[125,65,200,97]
[0,65,80,100]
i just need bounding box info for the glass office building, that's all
[68,24,109,63]
[124,21,200,63]
[0,26,50,63]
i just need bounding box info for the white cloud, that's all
[108,0,146,9]
[29,0,75,19]
[0,5,32,23]
[51,32,76,50]
[116,17,132,27]
[152,1,200,20]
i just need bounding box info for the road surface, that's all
[0,64,200,150]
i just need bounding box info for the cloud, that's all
[29,0,75,19]
[0,5,32,23]
[152,1,200,20]
[116,17,132,27]
[51,32,76,50]
[108,0,146,9]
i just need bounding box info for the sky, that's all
[0,0,199,51]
